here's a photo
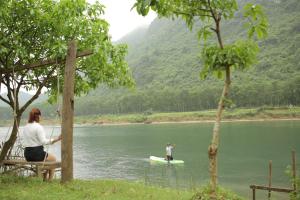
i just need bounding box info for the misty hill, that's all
[0,91,47,108]
[0,91,48,120]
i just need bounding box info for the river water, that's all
[1,120,299,199]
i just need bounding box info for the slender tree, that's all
[133,0,267,198]
[0,0,134,162]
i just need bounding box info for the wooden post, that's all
[292,151,296,192]
[268,160,272,199]
[61,40,77,183]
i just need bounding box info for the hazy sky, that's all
[97,0,157,41]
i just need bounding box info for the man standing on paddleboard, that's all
[166,143,175,162]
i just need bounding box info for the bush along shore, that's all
[0,174,245,200]
[72,106,300,125]
[1,106,300,127]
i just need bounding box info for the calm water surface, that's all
[1,120,299,199]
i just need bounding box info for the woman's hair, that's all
[28,108,41,123]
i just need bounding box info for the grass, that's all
[0,174,246,200]
[0,175,193,200]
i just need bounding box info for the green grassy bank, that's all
[0,175,244,200]
[1,106,299,126]
[0,175,192,200]
[73,106,300,125]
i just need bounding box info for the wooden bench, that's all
[1,159,61,177]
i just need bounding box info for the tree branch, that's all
[188,6,211,14]
[0,74,11,107]
[0,95,10,106]
[20,67,56,114]
[16,72,27,93]
[174,10,212,18]
[173,4,212,18]
[4,75,14,109]
[207,0,218,22]
[210,27,217,33]
[207,0,223,49]
[0,49,93,74]
[15,72,28,111]
[0,74,3,92]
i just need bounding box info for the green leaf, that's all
[243,3,268,40]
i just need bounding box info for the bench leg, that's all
[252,188,256,200]
[36,166,42,177]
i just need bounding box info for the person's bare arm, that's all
[51,134,62,144]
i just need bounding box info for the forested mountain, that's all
[1,0,299,118]
[72,0,300,116]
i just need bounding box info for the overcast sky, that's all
[97,0,157,41]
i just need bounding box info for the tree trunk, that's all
[208,67,231,199]
[0,115,21,162]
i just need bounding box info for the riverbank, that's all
[1,106,299,127]
[0,175,244,200]
[72,106,300,126]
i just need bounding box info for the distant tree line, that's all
[73,76,300,116]
[0,76,299,120]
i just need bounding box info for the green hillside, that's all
[1,0,300,118]
[72,0,300,116]
[122,0,300,90]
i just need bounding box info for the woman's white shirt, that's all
[22,122,52,147]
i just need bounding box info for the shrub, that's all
[285,166,300,200]
[191,185,244,200]
[144,109,154,116]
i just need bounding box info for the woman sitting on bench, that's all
[22,108,61,181]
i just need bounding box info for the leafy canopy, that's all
[133,0,238,28]
[201,40,259,79]
[0,0,134,102]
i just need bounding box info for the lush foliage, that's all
[243,3,268,39]
[200,40,259,79]
[285,166,300,200]
[0,0,133,106]
[133,0,238,27]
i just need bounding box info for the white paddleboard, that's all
[149,156,184,164]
